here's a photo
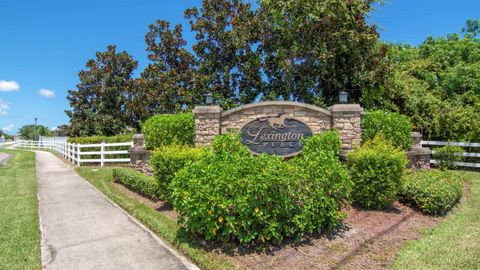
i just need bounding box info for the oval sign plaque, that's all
[241,115,313,157]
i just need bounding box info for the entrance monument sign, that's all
[241,115,313,157]
[193,101,363,156]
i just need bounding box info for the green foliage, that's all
[170,132,352,245]
[368,20,480,142]
[400,170,463,215]
[259,0,388,105]
[142,113,195,149]
[65,45,138,136]
[113,168,160,200]
[67,134,132,144]
[19,124,53,140]
[67,0,388,134]
[150,145,205,200]
[361,110,413,150]
[347,136,408,209]
[127,20,198,128]
[433,145,464,170]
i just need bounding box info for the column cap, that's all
[192,105,223,114]
[328,104,363,113]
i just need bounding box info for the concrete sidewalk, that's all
[35,151,198,270]
[0,152,10,165]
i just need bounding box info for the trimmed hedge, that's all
[150,145,205,200]
[67,134,132,144]
[347,136,408,209]
[362,110,413,150]
[142,113,195,150]
[170,132,352,245]
[433,145,464,171]
[400,170,463,215]
[113,168,160,200]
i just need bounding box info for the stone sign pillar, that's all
[407,132,432,169]
[329,104,363,151]
[128,134,151,164]
[192,105,223,146]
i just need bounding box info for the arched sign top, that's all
[221,101,332,118]
[241,114,313,157]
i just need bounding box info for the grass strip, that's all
[392,171,480,269]
[0,150,41,269]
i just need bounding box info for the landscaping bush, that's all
[113,168,160,200]
[142,113,195,149]
[362,110,413,150]
[150,145,205,200]
[347,136,408,209]
[67,134,132,144]
[170,132,352,245]
[433,144,464,171]
[400,170,463,215]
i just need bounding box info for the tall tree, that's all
[259,0,388,105]
[127,20,198,129]
[185,0,264,108]
[66,45,137,136]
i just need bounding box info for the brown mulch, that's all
[112,181,178,220]
[113,181,450,270]
[223,202,441,270]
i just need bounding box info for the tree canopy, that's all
[66,0,386,136]
[65,45,137,136]
[365,19,480,141]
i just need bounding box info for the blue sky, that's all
[0,0,478,135]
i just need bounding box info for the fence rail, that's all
[15,140,132,167]
[421,140,480,169]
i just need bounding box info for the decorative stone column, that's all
[329,104,363,151]
[407,132,432,169]
[192,105,223,146]
[128,134,151,164]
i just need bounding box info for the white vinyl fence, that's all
[422,140,480,169]
[15,140,132,167]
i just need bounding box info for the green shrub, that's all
[113,168,160,200]
[433,144,464,170]
[142,113,195,149]
[347,136,408,209]
[67,134,132,144]
[150,145,205,200]
[400,170,463,215]
[170,132,352,245]
[362,110,413,150]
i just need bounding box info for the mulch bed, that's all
[113,180,455,270]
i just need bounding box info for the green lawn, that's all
[76,167,234,270]
[0,150,41,269]
[392,171,480,269]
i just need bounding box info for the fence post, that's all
[77,144,80,166]
[100,141,105,167]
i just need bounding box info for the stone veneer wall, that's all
[193,101,364,151]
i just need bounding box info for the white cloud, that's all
[0,80,20,92]
[0,99,10,115]
[2,124,14,132]
[39,88,56,98]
